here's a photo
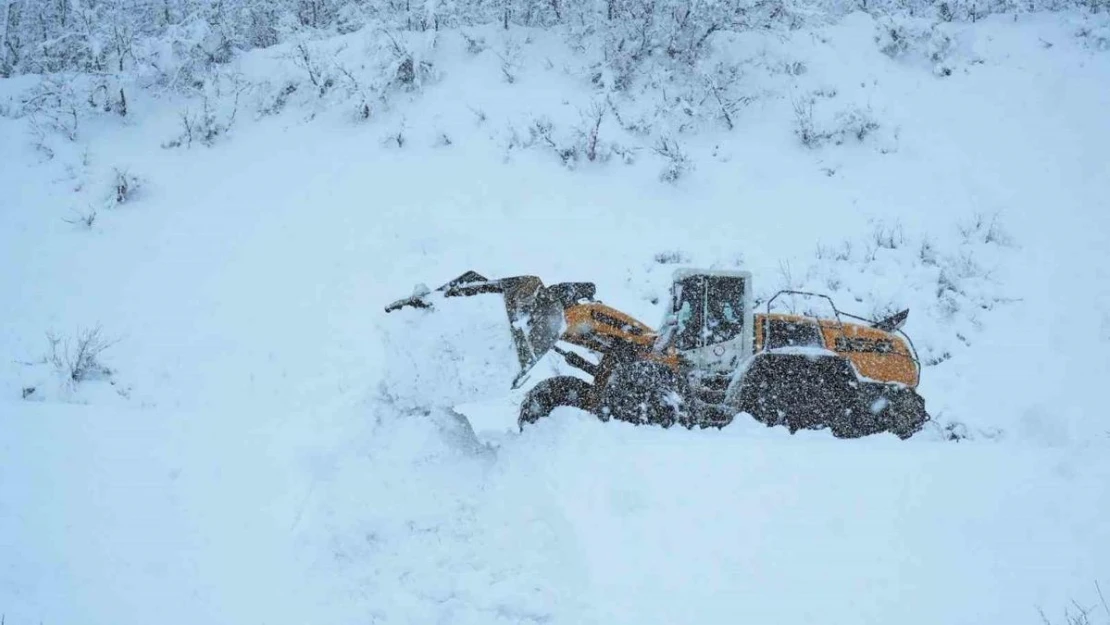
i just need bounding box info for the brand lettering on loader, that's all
[590,310,645,336]
[835,336,895,354]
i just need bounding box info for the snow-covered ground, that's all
[2,9,1109,625]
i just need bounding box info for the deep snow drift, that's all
[1,9,1109,625]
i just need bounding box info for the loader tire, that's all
[735,352,870,436]
[518,376,594,428]
[600,361,690,428]
[858,383,930,439]
[882,387,930,440]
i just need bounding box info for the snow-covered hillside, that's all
[2,7,1109,625]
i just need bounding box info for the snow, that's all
[2,9,1110,625]
[762,345,840,357]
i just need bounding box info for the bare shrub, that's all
[579,102,606,162]
[937,419,971,441]
[257,82,299,118]
[22,77,80,141]
[923,350,952,366]
[702,63,750,131]
[521,112,631,169]
[1075,20,1110,52]
[959,212,1013,246]
[876,21,914,59]
[654,250,690,264]
[334,65,375,121]
[463,33,488,55]
[815,242,852,261]
[871,221,905,250]
[46,326,119,386]
[792,96,821,148]
[875,18,960,76]
[795,97,881,149]
[383,120,407,148]
[112,168,141,205]
[288,42,334,97]
[653,137,692,183]
[162,91,242,149]
[919,238,939,266]
[837,106,880,142]
[384,32,434,91]
[1037,582,1110,625]
[497,37,523,84]
[522,117,576,166]
[62,207,97,229]
[87,78,129,117]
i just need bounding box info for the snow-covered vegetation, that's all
[2,0,1109,622]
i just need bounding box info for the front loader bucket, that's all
[499,276,566,375]
[386,271,581,386]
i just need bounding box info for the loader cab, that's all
[661,269,754,373]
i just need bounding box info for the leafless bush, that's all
[792,97,824,148]
[289,42,334,97]
[1075,20,1110,52]
[383,121,407,148]
[28,125,57,160]
[87,79,128,117]
[62,207,98,229]
[922,349,952,366]
[497,37,523,84]
[46,326,119,386]
[22,77,80,141]
[919,238,938,266]
[951,251,985,280]
[577,102,606,162]
[112,168,141,205]
[468,105,487,124]
[701,63,750,131]
[653,137,692,183]
[528,117,556,147]
[335,64,375,121]
[162,91,241,149]
[523,117,575,166]
[959,212,1012,246]
[935,268,961,296]
[816,241,854,262]
[463,33,488,55]
[257,82,299,118]
[609,143,638,165]
[837,106,880,142]
[875,18,960,76]
[936,419,971,441]
[654,250,690,264]
[1038,582,1110,625]
[795,97,881,148]
[385,32,434,91]
[522,112,631,169]
[871,221,905,250]
[876,21,915,59]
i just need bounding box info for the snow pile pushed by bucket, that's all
[377,290,521,414]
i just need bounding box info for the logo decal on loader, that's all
[835,336,895,354]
